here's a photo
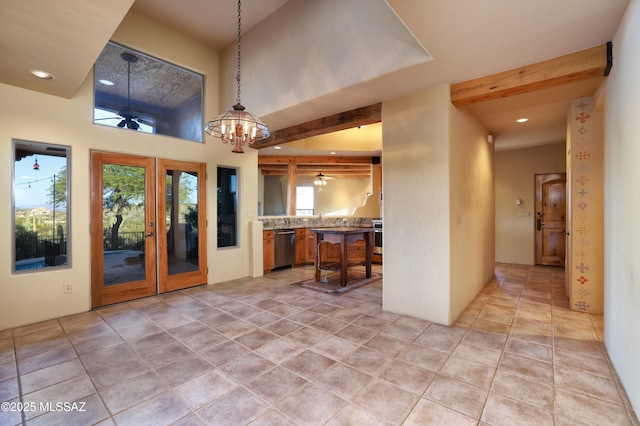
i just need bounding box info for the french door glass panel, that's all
[102,164,148,285]
[165,170,199,275]
[157,159,207,293]
[91,152,156,307]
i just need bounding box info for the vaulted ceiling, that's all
[0,0,630,152]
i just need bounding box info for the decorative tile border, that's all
[570,97,601,313]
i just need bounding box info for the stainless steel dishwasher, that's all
[274,229,295,269]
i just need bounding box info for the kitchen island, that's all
[253,216,380,278]
[312,227,374,287]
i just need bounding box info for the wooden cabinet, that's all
[305,229,315,264]
[294,228,317,265]
[315,236,366,264]
[263,230,274,272]
[295,228,306,266]
[347,240,367,262]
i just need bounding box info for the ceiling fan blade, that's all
[136,117,154,127]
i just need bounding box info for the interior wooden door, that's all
[90,151,157,307]
[535,173,567,266]
[157,159,207,293]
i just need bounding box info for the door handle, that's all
[536,218,542,231]
[145,232,154,238]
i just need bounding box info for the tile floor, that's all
[0,263,638,425]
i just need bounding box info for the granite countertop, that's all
[258,216,380,230]
[310,227,374,233]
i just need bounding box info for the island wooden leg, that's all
[315,233,322,282]
[365,232,372,279]
[340,234,348,286]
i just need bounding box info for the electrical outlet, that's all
[63,283,72,294]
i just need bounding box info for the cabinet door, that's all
[305,230,315,264]
[263,231,274,272]
[295,229,306,265]
[347,240,367,262]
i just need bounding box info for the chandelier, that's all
[205,0,270,153]
[314,172,327,186]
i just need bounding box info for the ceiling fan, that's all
[95,52,153,130]
[314,171,334,185]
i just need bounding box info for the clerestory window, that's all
[93,42,204,142]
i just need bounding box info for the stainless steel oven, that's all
[372,220,382,255]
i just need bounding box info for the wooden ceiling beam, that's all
[258,155,375,165]
[259,165,371,174]
[252,103,382,149]
[451,43,611,107]
[259,154,374,178]
[260,165,370,175]
[261,170,371,179]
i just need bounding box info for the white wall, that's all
[305,177,372,216]
[495,143,566,264]
[0,11,260,330]
[604,0,640,413]
[261,175,376,217]
[449,106,495,321]
[382,85,494,325]
[262,175,286,215]
[218,0,429,123]
[382,85,452,325]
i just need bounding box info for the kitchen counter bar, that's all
[311,227,374,287]
[258,216,380,231]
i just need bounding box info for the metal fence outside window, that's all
[102,230,145,252]
[15,234,67,261]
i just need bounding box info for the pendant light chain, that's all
[204,0,270,150]
[236,0,242,106]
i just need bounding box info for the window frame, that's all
[12,140,71,273]
[93,41,204,142]
[296,186,314,216]
[217,166,239,249]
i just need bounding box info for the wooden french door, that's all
[157,159,207,293]
[535,173,566,266]
[90,152,207,307]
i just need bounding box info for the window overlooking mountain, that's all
[13,140,70,272]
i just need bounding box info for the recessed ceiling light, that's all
[516,118,529,123]
[30,69,54,79]
[330,152,337,155]
[274,146,282,150]
[99,79,114,86]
